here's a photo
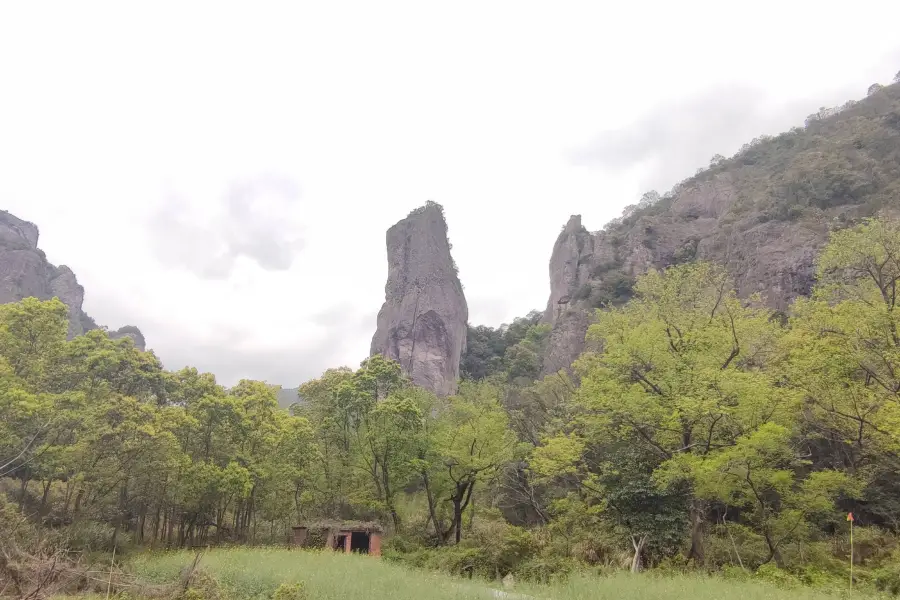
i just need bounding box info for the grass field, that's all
[128,548,860,600]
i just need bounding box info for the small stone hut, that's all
[291,520,383,557]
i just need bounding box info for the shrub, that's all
[588,271,635,307]
[516,553,578,583]
[382,532,425,556]
[720,564,751,581]
[755,563,801,588]
[573,283,592,301]
[387,516,543,580]
[272,582,308,600]
[476,521,535,577]
[795,565,845,589]
[874,565,900,596]
[180,567,224,600]
[703,524,769,570]
[656,553,690,574]
[673,238,699,264]
[62,520,118,553]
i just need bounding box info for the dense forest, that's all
[4,216,900,593]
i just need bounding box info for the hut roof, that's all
[293,519,384,533]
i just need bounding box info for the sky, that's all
[1,1,899,388]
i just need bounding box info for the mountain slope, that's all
[541,81,900,374]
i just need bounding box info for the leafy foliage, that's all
[460,310,546,381]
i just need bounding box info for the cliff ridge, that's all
[0,209,146,350]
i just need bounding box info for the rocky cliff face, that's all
[109,325,147,351]
[371,202,468,397]
[0,210,146,350]
[49,265,88,338]
[541,82,900,374]
[539,194,827,374]
[541,216,598,375]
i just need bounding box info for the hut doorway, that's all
[350,531,370,554]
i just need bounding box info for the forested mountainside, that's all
[534,80,900,374]
[5,77,900,596]
[276,386,301,408]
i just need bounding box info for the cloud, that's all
[149,175,305,278]
[569,85,821,193]
[159,340,344,389]
[466,294,520,328]
[143,307,377,388]
[311,304,369,329]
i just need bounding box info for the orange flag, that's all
[847,512,855,522]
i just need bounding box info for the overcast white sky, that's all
[1,1,899,388]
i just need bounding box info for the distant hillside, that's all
[275,386,301,409]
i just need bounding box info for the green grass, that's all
[129,548,860,600]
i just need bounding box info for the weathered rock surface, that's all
[540,194,844,374]
[540,82,900,374]
[50,265,87,339]
[0,210,39,250]
[109,325,147,351]
[0,209,146,350]
[541,216,597,375]
[370,202,468,397]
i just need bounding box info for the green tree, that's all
[295,356,423,529]
[532,432,688,571]
[569,262,791,561]
[784,217,900,527]
[503,323,551,383]
[297,367,356,517]
[0,297,68,387]
[362,389,429,528]
[421,380,518,544]
[660,423,858,566]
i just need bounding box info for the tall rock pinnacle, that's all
[540,215,596,375]
[370,202,468,397]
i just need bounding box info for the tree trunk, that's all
[686,499,705,563]
[166,507,175,545]
[111,520,120,551]
[19,476,29,511]
[422,472,447,544]
[722,515,746,571]
[233,500,242,536]
[40,480,52,515]
[73,488,84,515]
[452,480,475,544]
[763,530,785,568]
[159,509,167,545]
[381,461,400,531]
[388,504,400,532]
[631,535,648,573]
[453,497,463,544]
[63,479,75,516]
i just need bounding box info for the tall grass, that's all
[129,548,861,600]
